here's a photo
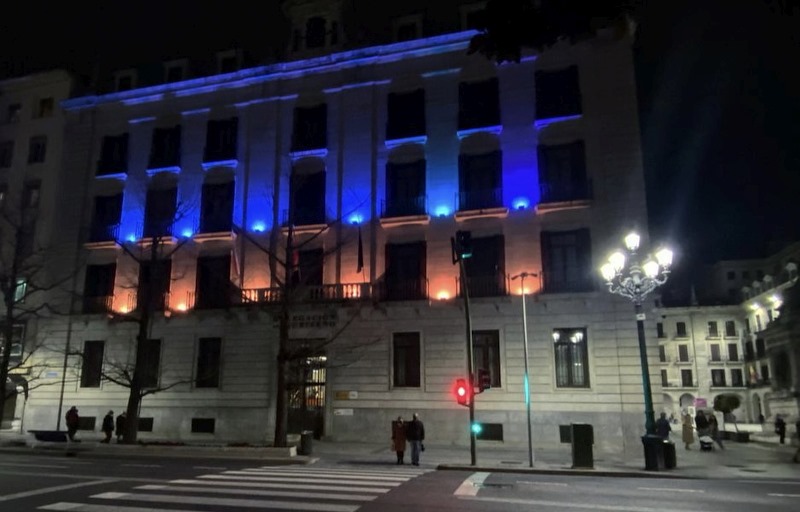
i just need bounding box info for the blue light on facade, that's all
[434,205,450,218]
[512,197,530,210]
[126,233,137,243]
[181,228,194,238]
[348,213,363,225]
[251,221,266,232]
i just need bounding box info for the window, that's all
[82,263,116,313]
[0,324,24,366]
[89,193,123,242]
[661,369,669,387]
[80,340,105,388]
[656,322,665,338]
[676,321,687,337]
[165,65,184,83]
[473,330,501,387]
[393,332,420,388]
[535,66,582,120]
[711,369,726,387]
[0,185,5,209]
[744,317,751,333]
[219,56,238,73]
[458,78,500,130]
[386,89,426,140]
[460,2,487,30]
[149,125,181,169]
[13,278,27,303]
[727,271,735,280]
[658,345,666,363]
[306,16,326,48]
[537,141,590,202]
[384,159,426,217]
[23,181,40,209]
[707,321,719,338]
[97,133,129,175]
[476,423,503,441]
[553,328,589,388]
[143,187,177,238]
[724,320,737,337]
[27,135,47,163]
[195,255,232,309]
[745,340,755,361]
[6,103,21,123]
[680,369,693,387]
[540,229,593,293]
[35,97,54,118]
[731,368,744,387]
[742,270,750,280]
[395,21,419,41]
[760,364,770,382]
[140,339,162,388]
[458,151,502,210]
[293,248,324,287]
[384,241,427,301]
[199,181,234,233]
[192,418,216,433]
[116,74,134,91]
[204,117,238,162]
[289,170,326,225]
[137,259,171,311]
[728,343,739,362]
[678,344,689,362]
[196,337,221,388]
[463,234,506,297]
[292,104,327,152]
[755,338,766,358]
[0,140,13,168]
[767,309,774,322]
[709,344,721,362]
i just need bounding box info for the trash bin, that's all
[298,431,313,456]
[571,423,593,468]
[663,440,676,469]
[642,435,665,471]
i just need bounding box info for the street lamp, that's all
[511,272,536,468]
[600,231,673,470]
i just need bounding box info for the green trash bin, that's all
[298,431,313,456]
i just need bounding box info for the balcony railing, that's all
[539,271,595,294]
[282,207,327,227]
[241,283,371,304]
[96,159,127,177]
[87,223,120,243]
[376,277,428,301]
[203,145,237,163]
[82,295,113,314]
[198,214,233,234]
[457,188,502,212]
[457,275,508,298]
[539,179,592,203]
[190,282,243,310]
[128,291,171,312]
[381,195,427,218]
[140,219,174,239]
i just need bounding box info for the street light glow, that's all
[609,251,626,272]
[624,232,641,251]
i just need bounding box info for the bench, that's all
[28,430,70,443]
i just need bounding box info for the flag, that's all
[356,225,364,273]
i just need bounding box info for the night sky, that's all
[2,1,799,280]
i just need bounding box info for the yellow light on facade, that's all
[176,303,188,311]
[437,291,450,300]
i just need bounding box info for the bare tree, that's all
[97,190,195,444]
[0,185,77,428]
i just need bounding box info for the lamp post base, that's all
[641,435,666,471]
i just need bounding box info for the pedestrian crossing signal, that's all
[471,422,483,435]
[454,378,470,407]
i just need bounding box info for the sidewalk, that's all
[2,430,798,480]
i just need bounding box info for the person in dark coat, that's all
[405,412,425,466]
[391,416,407,464]
[775,415,787,444]
[115,412,127,443]
[695,410,710,437]
[65,406,80,441]
[101,411,114,443]
[655,412,672,439]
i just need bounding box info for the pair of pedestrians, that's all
[391,413,425,466]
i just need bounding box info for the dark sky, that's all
[3,1,799,274]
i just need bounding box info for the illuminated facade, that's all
[20,2,657,452]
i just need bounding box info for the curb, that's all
[436,464,696,479]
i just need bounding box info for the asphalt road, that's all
[0,451,797,511]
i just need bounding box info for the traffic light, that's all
[455,230,473,259]
[476,368,491,393]
[471,422,483,435]
[454,378,470,406]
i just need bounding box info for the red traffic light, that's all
[454,378,471,406]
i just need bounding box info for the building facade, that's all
[16,1,660,452]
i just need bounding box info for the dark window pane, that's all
[80,340,105,388]
[393,332,420,387]
[196,337,221,388]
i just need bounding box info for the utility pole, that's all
[452,231,476,466]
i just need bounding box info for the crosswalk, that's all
[38,464,430,512]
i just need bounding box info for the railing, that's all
[127,291,171,312]
[539,271,595,294]
[708,356,726,365]
[675,357,693,365]
[376,277,428,301]
[282,207,327,227]
[198,215,233,234]
[87,223,120,243]
[539,179,592,203]
[148,152,180,169]
[241,283,370,304]
[381,195,427,218]
[193,283,243,310]
[96,159,127,177]
[82,295,113,314]
[456,188,502,212]
[203,145,237,163]
[140,219,174,239]
[456,275,508,298]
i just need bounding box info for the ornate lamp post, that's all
[600,232,673,469]
[511,272,537,468]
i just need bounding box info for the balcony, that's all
[456,188,503,213]
[195,215,234,242]
[140,219,175,241]
[82,295,113,314]
[95,159,127,179]
[282,207,327,228]
[708,356,726,365]
[86,223,120,247]
[457,275,508,298]
[128,291,171,312]
[539,180,593,204]
[241,283,371,304]
[376,277,428,302]
[381,196,427,218]
[674,357,694,366]
[539,271,595,294]
[189,283,243,310]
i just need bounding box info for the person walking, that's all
[655,412,672,440]
[682,411,695,450]
[391,416,407,464]
[775,415,787,444]
[707,413,725,450]
[405,412,425,466]
[65,406,80,441]
[101,411,114,443]
[793,419,800,463]
[695,409,710,437]
[116,412,127,443]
